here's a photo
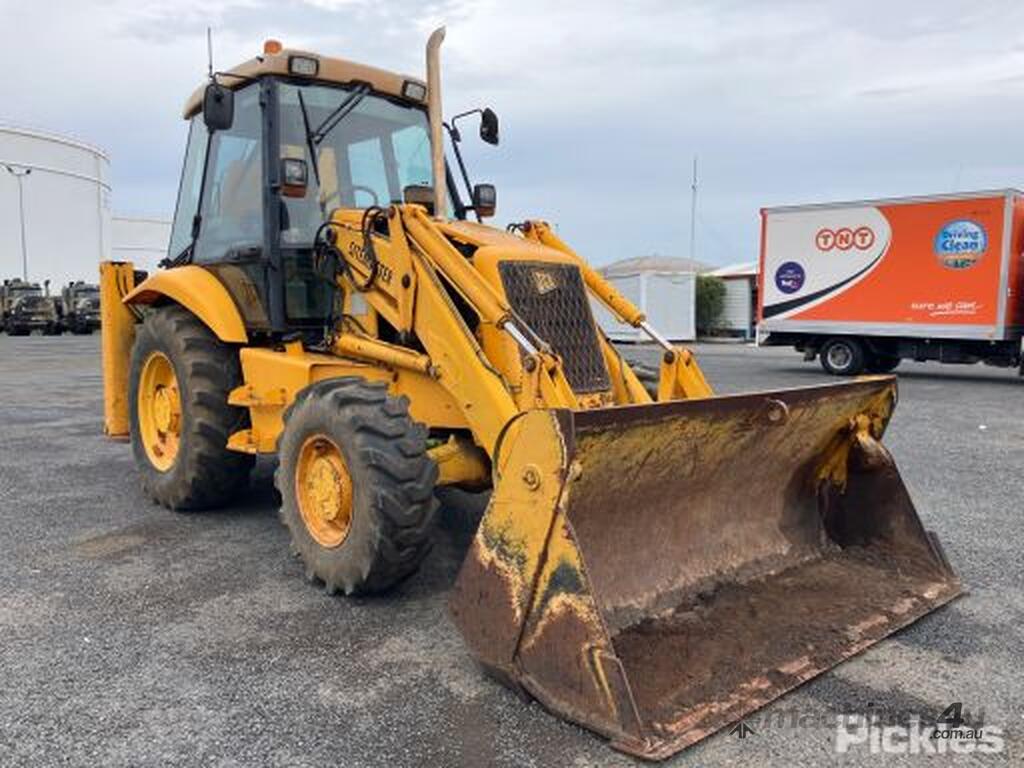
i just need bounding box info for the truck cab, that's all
[1,278,54,335]
[60,281,101,334]
[6,294,59,335]
[162,42,491,341]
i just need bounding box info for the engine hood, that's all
[437,220,574,266]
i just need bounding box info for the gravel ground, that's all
[0,334,1020,766]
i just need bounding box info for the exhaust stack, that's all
[426,27,446,219]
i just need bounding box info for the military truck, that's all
[2,279,42,332]
[2,279,59,335]
[59,281,101,334]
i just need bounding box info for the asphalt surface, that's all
[0,334,1020,766]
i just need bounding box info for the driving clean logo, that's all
[935,219,987,269]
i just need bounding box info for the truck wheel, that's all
[128,305,253,510]
[867,355,901,373]
[276,378,438,595]
[819,337,865,376]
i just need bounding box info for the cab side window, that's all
[347,136,390,208]
[167,118,208,260]
[193,85,264,263]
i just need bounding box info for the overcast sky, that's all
[2,0,1024,267]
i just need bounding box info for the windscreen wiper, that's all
[297,90,322,188]
[297,84,372,195]
[312,83,371,145]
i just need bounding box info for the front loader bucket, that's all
[450,377,961,760]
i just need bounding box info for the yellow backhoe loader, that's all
[100,30,961,760]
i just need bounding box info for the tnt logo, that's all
[817,227,875,251]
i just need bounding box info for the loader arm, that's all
[325,204,580,457]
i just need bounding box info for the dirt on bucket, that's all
[611,545,954,728]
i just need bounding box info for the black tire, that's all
[626,360,660,399]
[128,304,253,509]
[276,378,438,595]
[8,326,29,336]
[867,354,901,373]
[819,337,866,376]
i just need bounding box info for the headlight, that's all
[289,56,319,77]
[402,80,427,102]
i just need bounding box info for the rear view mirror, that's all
[280,158,309,198]
[472,183,496,218]
[480,107,499,145]
[203,82,235,132]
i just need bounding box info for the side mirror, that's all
[472,184,497,218]
[280,158,309,199]
[479,107,499,145]
[203,82,235,132]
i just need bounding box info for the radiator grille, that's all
[498,261,610,394]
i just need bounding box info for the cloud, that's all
[1,0,1023,267]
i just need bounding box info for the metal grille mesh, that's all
[498,261,610,394]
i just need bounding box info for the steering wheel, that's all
[351,185,380,208]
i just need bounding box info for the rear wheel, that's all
[867,354,901,373]
[819,337,865,376]
[276,378,438,595]
[129,305,253,509]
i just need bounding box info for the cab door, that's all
[190,83,272,330]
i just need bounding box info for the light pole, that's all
[3,163,32,280]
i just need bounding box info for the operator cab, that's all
[166,41,497,338]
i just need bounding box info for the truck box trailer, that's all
[758,189,1024,375]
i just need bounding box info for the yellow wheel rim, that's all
[137,350,181,472]
[295,434,354,548]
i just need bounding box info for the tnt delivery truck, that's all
[758,189,1024,375]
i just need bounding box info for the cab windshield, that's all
[278,82,434,245]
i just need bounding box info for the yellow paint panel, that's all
[124,266,248,343]
[100,261,139,438]
[232,346,468,455]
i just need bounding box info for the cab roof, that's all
[183,44,427,119]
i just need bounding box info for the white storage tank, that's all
[0,125,111,284]
[111,216,173,274]
[708,261,758,339]
[593,256,706,342]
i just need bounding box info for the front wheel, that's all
[128,305,253,509]
[819,337,866,376]
[276,378,438,595]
